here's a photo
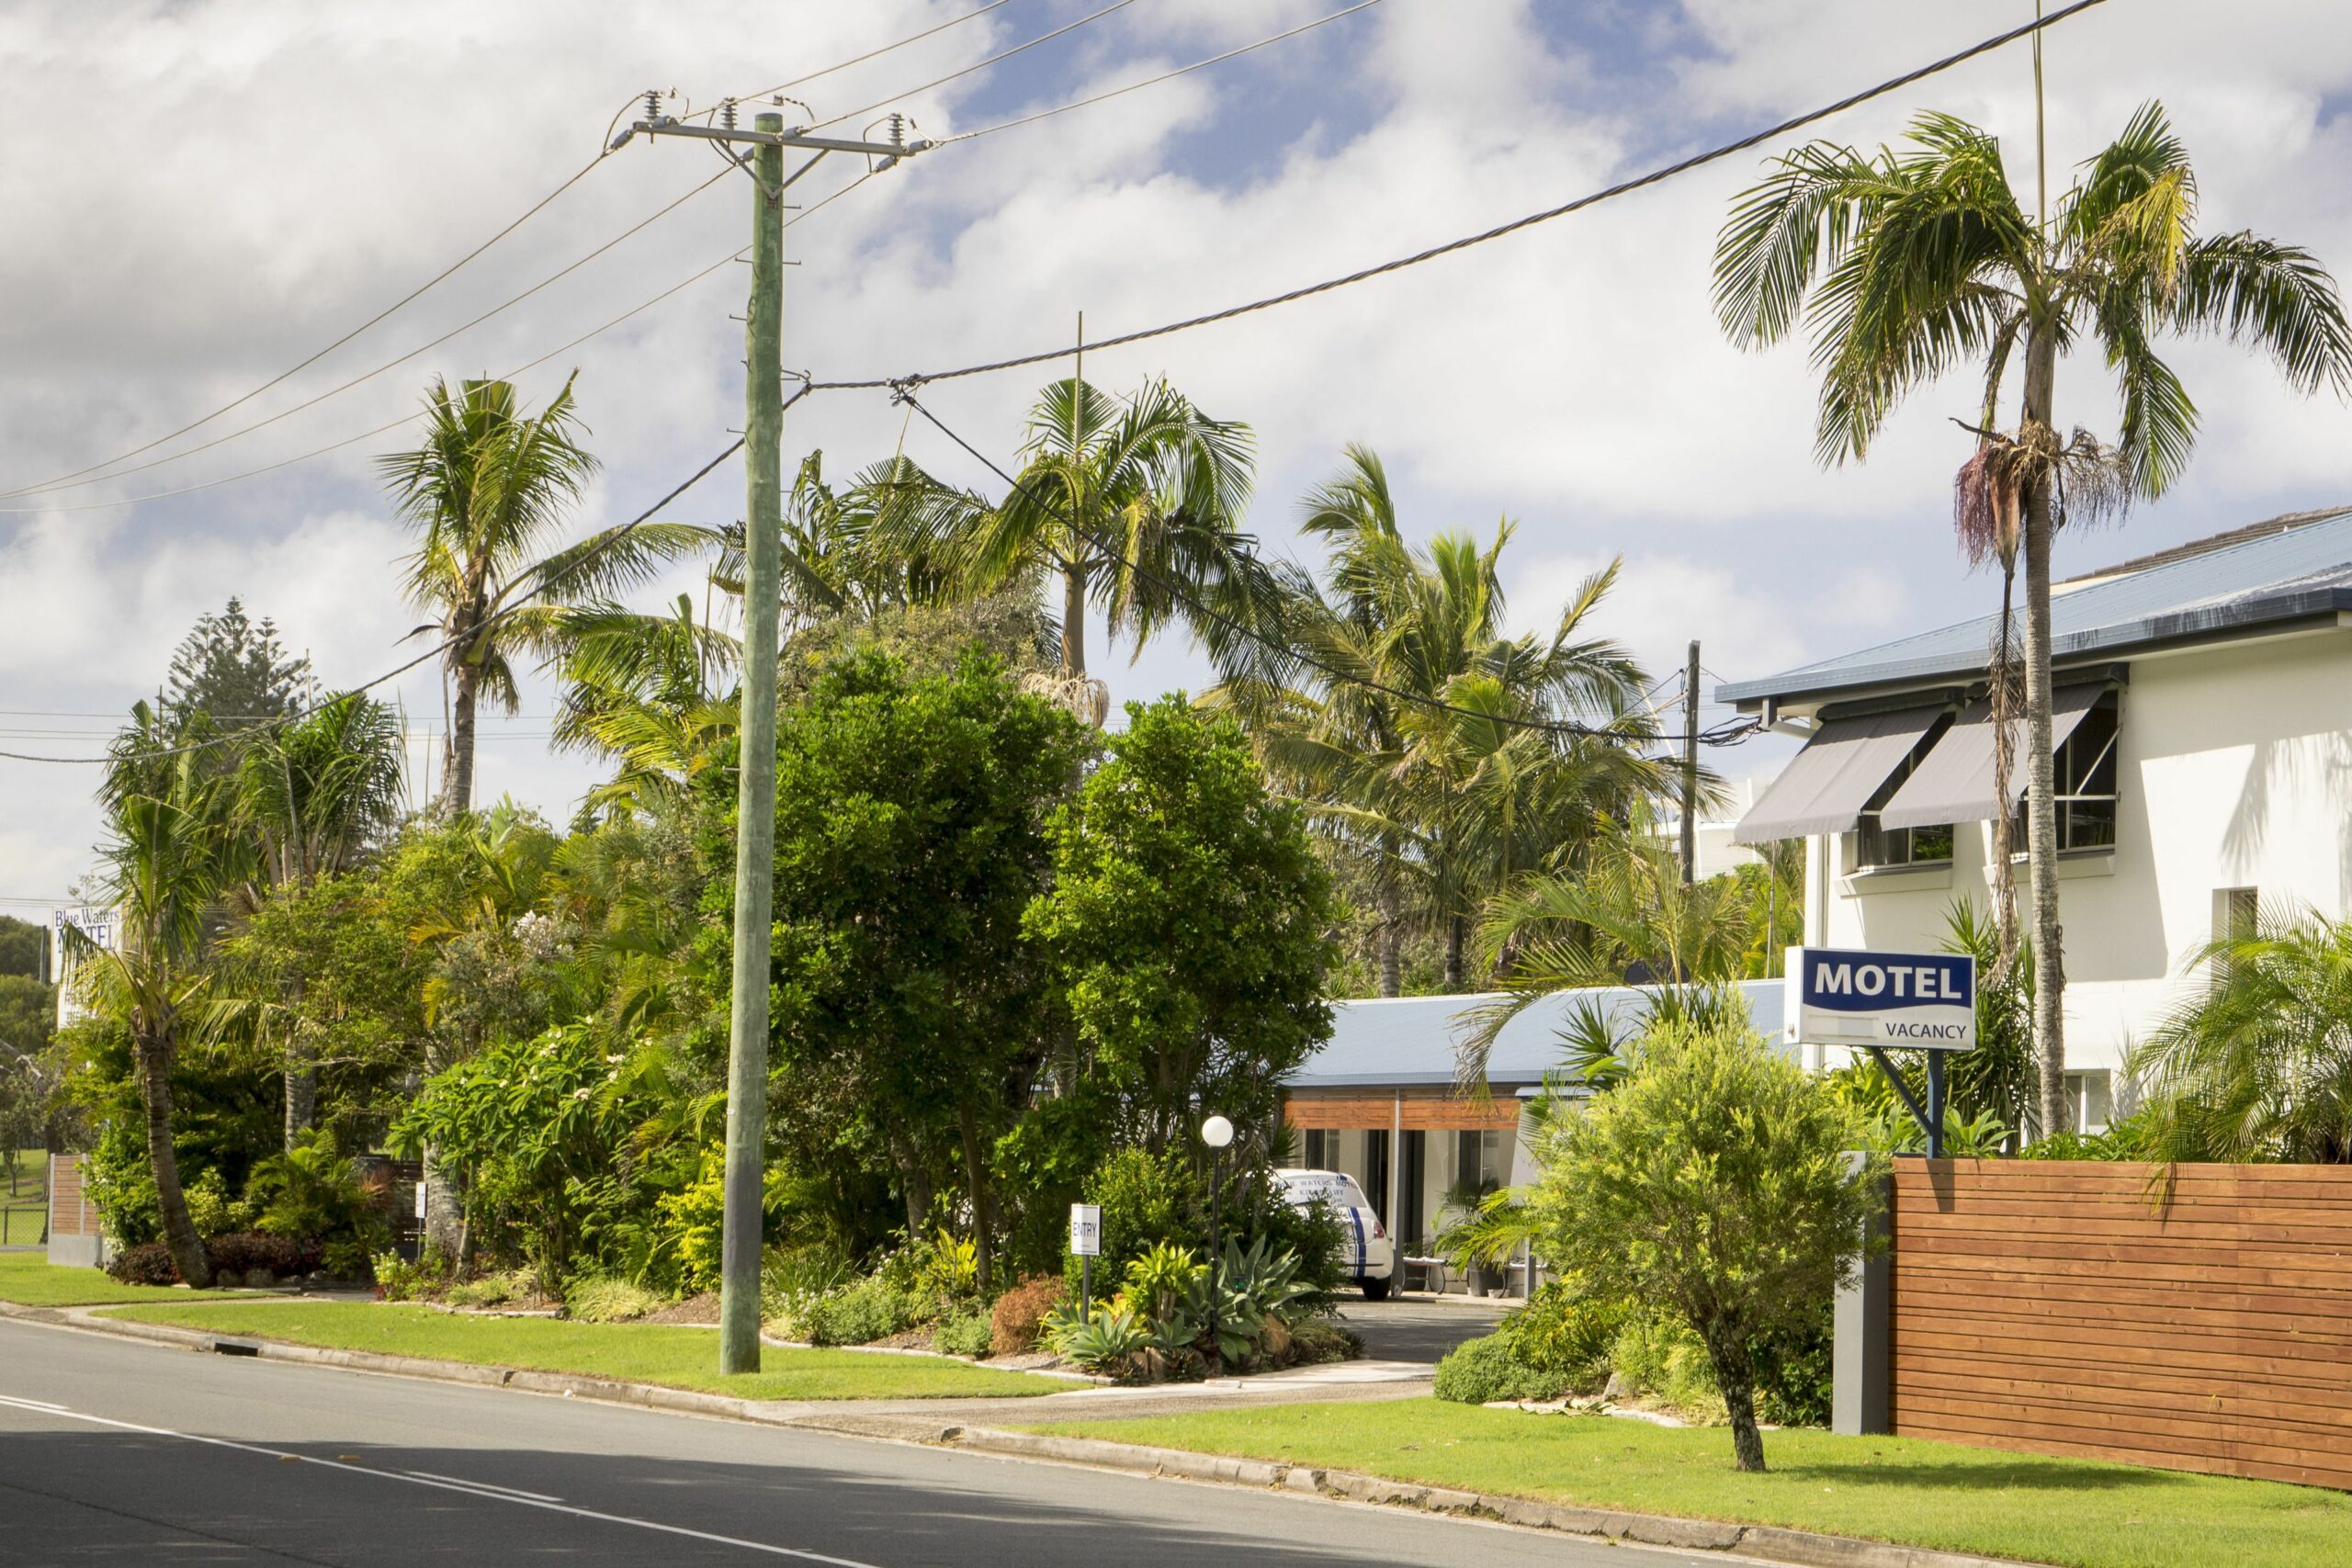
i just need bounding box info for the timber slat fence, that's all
[1889,1160,2352,1491]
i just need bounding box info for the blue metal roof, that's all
[1287,979,1786,1088]
[1716,508,2352,707]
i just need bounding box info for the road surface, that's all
[0,1316,1717,1567]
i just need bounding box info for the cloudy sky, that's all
[4,0,2349,911]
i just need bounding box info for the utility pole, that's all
[616,94,927,1376]
[1681,639,1701,886]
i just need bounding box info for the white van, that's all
[1274,1168,1396,1300]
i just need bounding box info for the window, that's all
[2061,1070,2113,1134]
[1855,745,1954,870]
[2013,694,2120,852]
[1301,1127,1337,1169]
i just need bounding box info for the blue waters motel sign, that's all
[1784,947,1976,1050]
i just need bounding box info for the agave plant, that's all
[1045,1298,1153,1373]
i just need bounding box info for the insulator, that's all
[642,89,662,122]
[720,98,737,130]
[888,112,906,147]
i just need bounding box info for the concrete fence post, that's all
[1832,1151,1893,1436]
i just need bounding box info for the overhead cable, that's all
[942,0,1385,145]
[718,0,1018,117]
[0,155,614,502]
[806,0,1144,132]
[818,0,2109,390]
[0,409,786,765]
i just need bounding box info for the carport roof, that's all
[1287,979,1786,1089]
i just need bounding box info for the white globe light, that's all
[1201,1114,1235,1149]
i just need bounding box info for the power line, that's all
[5,164,739,505]
[818,0,2109,391]
[0,409,786,766]
[0,154,617,503]
[719,0,1018,116]
[893,386,1754,747]
[807,0,1144,132]
[0,167,876,518]
[942,0,1385,145]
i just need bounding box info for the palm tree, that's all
[1214,446,1657,990]
[72,706,243,1287]
[542,595,741,817]
[381,374,712,815]
[233,693,405,1145]
[894,377,1264,725]
[2129,902,2352,1164]
[1713,103,2352,1135]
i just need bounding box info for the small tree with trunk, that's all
[1526,1010,1879,1472]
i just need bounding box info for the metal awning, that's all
[1731,705,1947,844]
[1879,684,2106,829]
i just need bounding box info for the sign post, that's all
[1785,947,1976,1157]
[1069,1202,1102,1325]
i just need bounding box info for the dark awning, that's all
[1879,685,2106,830]
[1731,705,1947,844]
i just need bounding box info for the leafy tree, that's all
[2129,901,2352,1163]
[1212,446,1657,990]
[381,374,709,815]
[1715,103,2352,1134]
[162,596,311,742]
[754,651,1087,1287]
[0,914,47,979]
[1526,1014,1879,1471]
[1027,698,1337,1159]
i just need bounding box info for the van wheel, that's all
[1362,1275,1392,1302]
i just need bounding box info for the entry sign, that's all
[1069,1202,1102,1257]
[1786,947,1975,1050]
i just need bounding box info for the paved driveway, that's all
[1334,1295,1510,1364]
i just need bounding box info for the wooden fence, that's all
[1888,1160,2352,1490]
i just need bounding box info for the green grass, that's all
[1029,1400,2352,1568]
[0,1252,212,1306]
[1,1205,45,1246]
[98,1301,1065,1403]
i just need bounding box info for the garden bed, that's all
[1026,1399,2352,1568]
[94,1300,1067,1401]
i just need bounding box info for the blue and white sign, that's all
[1784,947,1975,1050]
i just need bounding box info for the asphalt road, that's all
[1334,1297,1510,1364]
[0,1318,1719,1568]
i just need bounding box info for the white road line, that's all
[402,1469,563,1502]
[2,1396,888,1566]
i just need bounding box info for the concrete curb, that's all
[3,1302,2035,1568]
[933,1426,2041,1568]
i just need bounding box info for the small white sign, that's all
[1069,1202,1102,1257]
[413,1183,428,1222]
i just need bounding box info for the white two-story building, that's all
[1719,506,2352,1128]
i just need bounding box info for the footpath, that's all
[1,1297,2037,1568]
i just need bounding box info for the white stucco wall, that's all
[1809,623,2352,1081]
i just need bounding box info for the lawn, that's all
[1,1204,44,1246]
[0,1253,216,1307]
[98,1301,1066,1403]
[1030,1399,2352,1568]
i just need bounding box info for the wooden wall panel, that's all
[1283,1090,1522,1132]
[1889,1160,2352,1490]
[48,1152,97,1239]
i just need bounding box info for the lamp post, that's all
[1201,1113,1234,1370]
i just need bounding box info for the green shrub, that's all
[103,1241,179,1287]
[1287,1316,1363,1366]
[1608,1313,1724,1418]
[798,1272,928,1347]
[247,1134,373,1243]
[443,1268,541,1309]
[1432,1332,1572,1404]
[989,1274,1067,1356]
[1752,1303,1835,1427]
[1073,1146,1203,1292]
[1498,1281,1625,1392]
[374,1250,446,1303]
[183,1167,257,1239]
[567,1275,666,1324]
[934,1310,993,1359]
[1046,1298,1153,1377]
[759,1240,853,1329]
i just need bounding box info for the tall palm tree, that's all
[73,706,244,1287]
[1713,103,2352,1135]
[233,693,405,1145]
[2129,902,2352,1164]
[381,374,711,815]
[892,377,1264,726]
[542,595,741,817]
[1213,446,1657,991]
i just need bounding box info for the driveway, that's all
[1334,1294,1510,1364]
